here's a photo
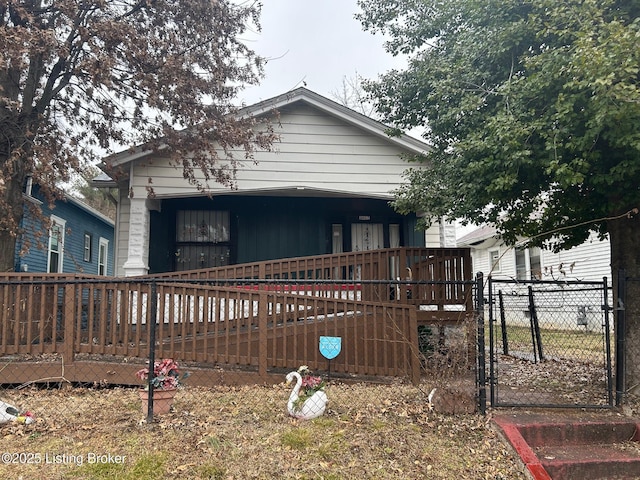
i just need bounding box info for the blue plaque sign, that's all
[319,336,342,360]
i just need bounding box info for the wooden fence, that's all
[147,247,472,309]
[0,276,420,386]
[0,248,472,387]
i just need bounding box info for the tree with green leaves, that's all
[0,0,276,272]
[357,0,640,391]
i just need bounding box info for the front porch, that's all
[0,247,474,388]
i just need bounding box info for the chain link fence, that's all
[486,277,614,408]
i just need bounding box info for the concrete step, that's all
[537,442,640,480]
[518,420,640,447]
[494,414,640,480]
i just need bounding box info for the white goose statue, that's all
[286,371,327,420]
[0,400,34,424]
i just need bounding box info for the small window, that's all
[83,233,92,262]
[48,216,65,273]
[515,247,527,280]
[98,237,109,276]
[489,249,501,273]
[332,224,343,254]
[24,177,33,196]
[529,247,542,279]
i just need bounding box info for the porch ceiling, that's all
[154,186,394,200]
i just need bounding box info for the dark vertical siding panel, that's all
[156,195,418,268]
[404,216,425,247]
[149,210,172,273]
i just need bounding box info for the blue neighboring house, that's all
[15,181,115,275]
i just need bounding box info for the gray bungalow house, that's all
[95,88,455,277]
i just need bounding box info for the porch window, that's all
[389,224,400,248]
[332,224,343,254]
[175,210,230,270]
[48,216,65,273]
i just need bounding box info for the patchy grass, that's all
[0,383,528,479]
[492,324,606,362]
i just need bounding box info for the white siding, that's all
[541,232,611,282]
[469,246,517,278]
[467,233,611,282]
[440,222,457,247]
[115,193,130,277]
[128,104,414,199]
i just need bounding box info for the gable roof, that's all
[457,225,500,248]
[101,87,430,170]
[64,195,115,227]
[27,183,114,227]
[239,87,430,154]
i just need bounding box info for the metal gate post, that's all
[527,286,544,362]
[498,290,509,356]
[616,269,626,406]
[475,272,486,414]
[146,280,158,422]
[603,276,614,407]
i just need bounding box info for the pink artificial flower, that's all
[136,358,182,390]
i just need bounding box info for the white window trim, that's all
[47,215,66,273]
[98,237,109,275]
[489,249,501,273]
[25,177,33,196]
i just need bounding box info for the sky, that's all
[236,0,407,105]
[233,2,481,236]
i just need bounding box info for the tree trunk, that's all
[0,151,27,272]
[608,211,640,396]
[0,228,18,273]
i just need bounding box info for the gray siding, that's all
[128,104,416,199]
[115,193,130,277]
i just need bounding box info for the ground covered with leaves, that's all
[0,382,528,479]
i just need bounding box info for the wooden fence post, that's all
[399,248,408,303]
[408,308,421,385]
[63,282,76,374]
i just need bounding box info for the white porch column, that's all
[439,218,457,247]
[424,217,457,247]
[122,197,150,276]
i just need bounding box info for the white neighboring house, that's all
[458,225,612,331]
[457,225,612,283]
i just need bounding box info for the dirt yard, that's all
[0,382,528,479]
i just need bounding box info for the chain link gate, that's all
[486,277,614,409]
